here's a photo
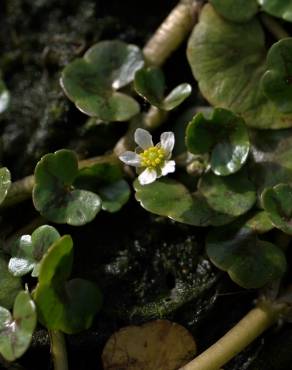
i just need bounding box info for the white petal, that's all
[119,151,141,167]
[138,168,157,185]
[134,128,153,149]
[161,160,176,176]
[160,132,175,155]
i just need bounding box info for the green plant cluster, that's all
[2,0,292,366]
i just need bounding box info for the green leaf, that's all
[259,0,292,22]
[0,78,10,114]
[8,225,60,277]
[99,179,130,213]
[262,183,292,234]
[134,178,234,226]
[0,254,22,309]
[248,128,292,195]
[60,41,144,121]
[187,4,292,129]
[206,226,287,288]
[134,67,191,110]
[261,38,292,113]
[0,291,36,361]
[210,0,258,22]
[186,108,250,176]
[245,211,274,234]
[0,168,11,205]
[198,170,256,217]
[75,162,130,213]
[34,236,102,334]
[33,149,101,226]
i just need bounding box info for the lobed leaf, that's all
[0,291,36,361]
[34,236,102,333]
[8,225,60,277]
[61,41,143,121]
[134,178,234,227]
[186,108,250,176]
[187,4,292,129]
[206,226,287,288]
[198,170,256,217]
[33,149,101,226]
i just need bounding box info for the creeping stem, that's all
[49,331,68,370]
[143,0,200,67]
[179,301,286,370]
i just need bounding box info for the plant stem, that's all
[49,331,68,370]
[143,0,200,67]
[260,13,289,40]
[179,301,286,370]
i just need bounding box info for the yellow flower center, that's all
[140,146,166,168]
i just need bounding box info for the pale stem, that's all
[49,330,68,370]
[179,301,285,370]
[143,0,200,67]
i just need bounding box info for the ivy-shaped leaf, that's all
[134,178,234,227]
[187,4,292,129]
[60,40,144,122]
[0,168,11,205]
[262,183,292,234]
[261,38,292,113]
[0,77,10,114]
[0,291,36,361]
[134,67,191,110]
[8,225,60,277]
[210,0,258,22]
[74,162,130,213]
[34,235,102,334]
[198,170,256,217]
[186,108,250,176]
[0,254,22,309]
[33,149,101,226]
[206,226,287,288]
[258,0,292,22]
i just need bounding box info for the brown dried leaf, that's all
[102,319,197,370]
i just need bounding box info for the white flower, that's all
[119,128,176,185]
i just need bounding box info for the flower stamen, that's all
[140,147,166,168]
